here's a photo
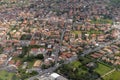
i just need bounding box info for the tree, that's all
[78,56,92,65]
[41,64,48,69]
[75,34,78,39]
[30,71,38,76]
[0,78,2,80]
[20,34,32,40]
[11,75,18,80]
[22,55,34,62]
[35,54,44,60]
[34,78,39,80]
[19,46,29,58]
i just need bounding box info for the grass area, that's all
[28,59,36,68]
[71,31,81,35]
[95,63,112,75]
[0,70,19,80]
[86,29,103,35]
[103,71,120,80]
[90,19,113,24]
[71,31,81,39]
[77,69,87,75]
[70,61,82,68]
[114,53,120,56]
[13,57,23,61]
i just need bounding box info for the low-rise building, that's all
[49,73,68,80]
[33,60,42,68]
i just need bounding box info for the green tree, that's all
[11,75,18,80]
[35,54,44,60]
[41,64,49,69]
[19,46,29,58]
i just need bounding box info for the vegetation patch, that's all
[95,63,112,76]
[90,18,113,24]
[72,31,81,35]
[0,70,19,80]
[103,71,120,80]
[70,61,82,68]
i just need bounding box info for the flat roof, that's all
[50,73,60,78]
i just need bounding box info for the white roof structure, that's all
[50,73,60,78]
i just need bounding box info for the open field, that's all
[0,70,18,80]
[104,71,120,80]
[95,63,112,76]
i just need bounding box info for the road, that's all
[53,23,66,64]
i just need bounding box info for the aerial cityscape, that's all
[0,0,120,80]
